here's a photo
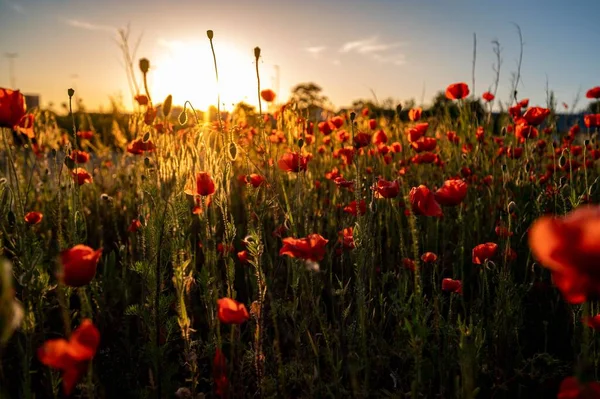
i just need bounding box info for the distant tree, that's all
[289,83,330,110]
[231,101,258,126]
[429,91,485,122]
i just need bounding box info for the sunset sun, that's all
[149,39,261,111]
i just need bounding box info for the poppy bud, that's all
[207,30,214,40]
[558,155,566,168]
[163,94,172,117]
[178,110,188,125]
[584,139,590,146]
[396,103,402,114]
[350,112,356,121]
[144,157,151,167]
[254,47,261,59]
[228,142,238,161]
[507,201,517,213]
[68,88,75,98]
[297,138,304,148]
[139,58,150,74]
[501,164,507,172]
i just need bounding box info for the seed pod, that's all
[162,95,172,117]
[228,142,238,161]
[178,110,188,125]
[206,30,214,40]
[139,58,150,74]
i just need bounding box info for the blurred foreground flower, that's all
[529,205,600,304]
[0,88,26,129]
[0,259,24,345]
[37,319,100,396]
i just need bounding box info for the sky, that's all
[0,0,599,113]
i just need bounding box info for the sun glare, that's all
[149,39,263,112]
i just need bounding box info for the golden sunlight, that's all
[149,39,263,112]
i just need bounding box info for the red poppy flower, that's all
[194,172,216,196]
[213,349,229,397]
[128,219,142,233]
[318,121,333,135]
[472,243,498,264]
[16,113,35,138]
[247,174,265,188]
[421,252,437,263]
[260,89,276,102]
[528,205,600,304]
[127,137,156,155]
[521,107,550,126]
[411,137,437,153]
[134,94,149,106]
[77,130,93,140]
[518,98,529,108]
[402,258,415,272]
[330,116,344,129]
[72,168,93,186]
[584,114,599,128]
[409,107,422,121]
[411,152,437,164]
[482,91,495,102]
[334,176,354,188]
[353,132,372,148]
[60,245,103,287]
[586,86,600,99]
[144,107,157,125]
[69,150,90,164]
[343,200,366,216]
[445,82,470,100]
[37,319,100,396]
[278,151,309,172]
[557,376,600,399]
[338,227,355,249]
[24,211,43,225]
[407,123,429,142]
[237,250,250,264]
[583,314,600,330]
[372,129,388,145]
[434,179,468,206]
[373,179,400,199]
[368,119,377,130]
[280,234,328,262]
[409,185,443,217]
[446,131,460,144]
[442,278,462,294]
[390,142,402,152]
[217,298,249,324]
[0,88,26,129]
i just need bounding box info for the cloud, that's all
[2,0,25,14]
[339,36,407,65]
[305,46,326,56]
[65,19,116,32]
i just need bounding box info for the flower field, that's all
[2,34,600,399]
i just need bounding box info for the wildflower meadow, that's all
[2,27,600,399]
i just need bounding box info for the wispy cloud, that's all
[65,18,116,32]
[305,46,326,56]
[2,0,25,14]
[339,36,407,65]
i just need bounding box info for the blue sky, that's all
[0,0,599,112]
